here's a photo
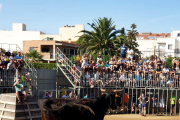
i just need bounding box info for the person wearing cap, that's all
[13,77,27,103]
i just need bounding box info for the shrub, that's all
[32,63,56,69]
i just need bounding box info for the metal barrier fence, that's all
[79,72,179,88]
[0,43,38,97]
[0,69,16,87]
[39,87,180,116]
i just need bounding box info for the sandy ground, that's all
[104,114,180,120]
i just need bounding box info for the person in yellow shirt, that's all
[75,55,81,62]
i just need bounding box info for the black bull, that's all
[41,89,123,120]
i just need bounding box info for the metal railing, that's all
[38,87,180,116]
[79,72,180,88]
[0,43,38,96]
[56,47,80,88]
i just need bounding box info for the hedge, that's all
[32,63,56,69]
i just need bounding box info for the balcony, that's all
[41,52,53,59]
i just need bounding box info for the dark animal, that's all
[41,94,111,120]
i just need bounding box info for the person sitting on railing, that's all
[81,59,89,72]
[172,57,177,68]
[88,54,93,63]
[75,54,81,63]
[156,65,161,80]
[119,72,126,87]
[109,58,114,71]
[81,53,88,64]
[85,71,93,87]
[162,56,167,66]
[58,53,64,64]
[170,66,176,76]
[148,73,154,87]
[105,61,111,73]
[162,66,169,78]
[100,61,106,73]
[7,59,16,75]
[144,66,149,84]
[174,75,180,88]
[159,73,166,87]
[97,54,102,64]
[13,77,27,103]
[95,61,101,72]
[134,71,143,87]
[149,66,154,74]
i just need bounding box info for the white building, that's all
[0,23,84,51]
[40,24,84,42]
[137,31,180,58]
[0,23,43,51]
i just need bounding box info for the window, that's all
[177,33,180,37]
[42,47,50,52]
[29,47,34,52]
[62,48,66,54]
[168,44,172,50]
[70,49,74,55]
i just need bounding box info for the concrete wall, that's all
[59,24,84,41]
[136,40,156,57]
[156,38,175,57]
[37,69,56,90]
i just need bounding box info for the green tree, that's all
[25,50,43,63]
[126,23,140,54]
[76,17,122,55]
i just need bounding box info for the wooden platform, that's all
[0,93,41,120]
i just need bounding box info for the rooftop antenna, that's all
[171,27,173,32]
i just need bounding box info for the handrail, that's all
[0,43,38,97]
[56,47,81,87]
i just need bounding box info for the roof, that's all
[136,33,171,40]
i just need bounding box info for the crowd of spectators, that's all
[59,44,180,88]
[0,48,23,84]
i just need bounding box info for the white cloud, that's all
[0,4,2,12]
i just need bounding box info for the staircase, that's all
[56,47,80,88]
[0,93,41,120]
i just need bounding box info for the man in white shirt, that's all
[81,60,89,71]
[119,73,126,87]
[127,47,134,59]
[162,66,169,78]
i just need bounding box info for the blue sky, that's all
[0,0,180,34]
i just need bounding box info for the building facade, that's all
[23,40,78,62]
[0,23,43,51]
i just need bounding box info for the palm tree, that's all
[25,50,43,63]
[76,17,122,55]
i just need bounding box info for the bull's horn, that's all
[113,89,123,92]
[101,89,106,92]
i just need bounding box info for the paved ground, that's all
[104,114,180,120]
